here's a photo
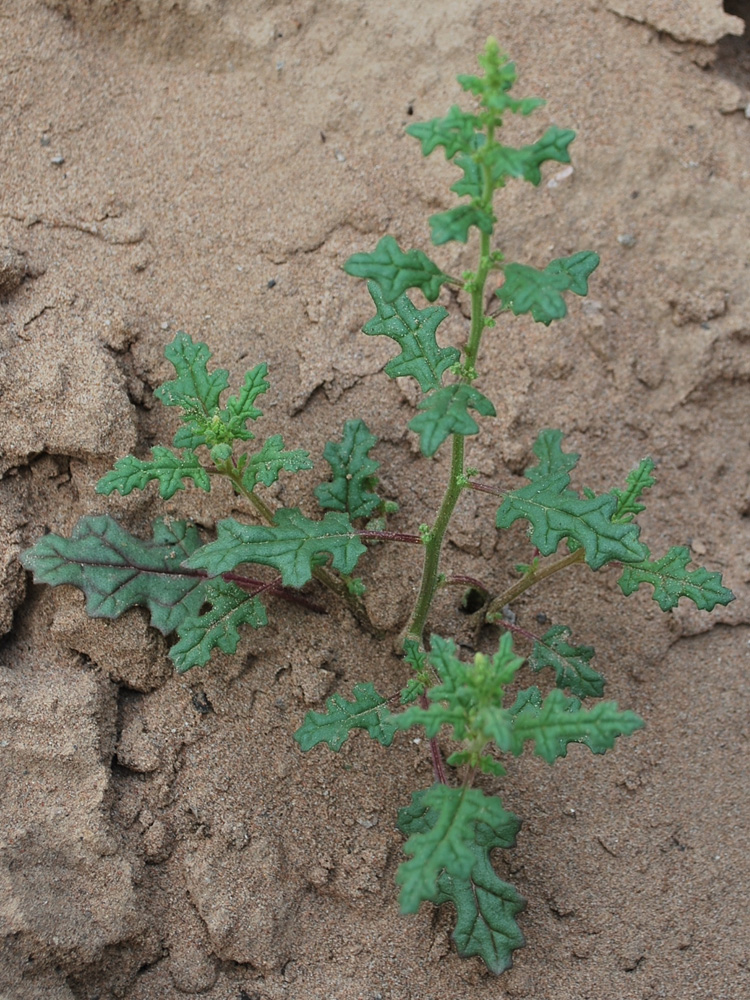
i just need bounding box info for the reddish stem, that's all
[464,479,505,497]
[420,692,449,784]
[357,529,422,544]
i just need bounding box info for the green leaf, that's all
[497,251,600,325]
[183,509,367,589]
[495,471,648,570]
[218,363,270,442]
[241,435,313,492]
[393,633,524,743]
[396,784,520,915]
[314,419,381,519]
[155,332,229,416]
[507,686,644,762]
[294,682,397,752]
[343,236,449,303]
[406,104,481,159]
[398,787,525,974]
[409,384,496,457]
[170,577,267,672]
[428,204,495,246]
[452,127,576,199]
[96,447,211,500]
[457,39,544,118]
[20,515,211,635]
[613,458,656,522]
[525,428,580,482]
[362,282,459,392]
[529,625,605,699]
[618,546,735,612]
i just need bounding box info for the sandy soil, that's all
[1,1,750,998]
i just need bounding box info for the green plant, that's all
[21,40,733,973]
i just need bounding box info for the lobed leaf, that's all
[294,682,397,752]
[496,470,648,570]
[398,787,525,974]
[241,434,313,492]
[612,458,656,522]
[96,447,211,500]
[343,236,449,303]
[507,686,644,763]
[155,332,229,416]
[525,428,580,482]
[170,577,267,672]
[183,509,367,589]
[314,419,381,519]
[452,127,576,199]
[406,104,481,159]
[457,39,544,118]
[428,204,495,246]
[497,251,599,325]
[529,625,605,699]
[396,784,520,914]
[409,384,496,457]
[362,282,459,392]
[21,515,210,635]
[618,546,735,612]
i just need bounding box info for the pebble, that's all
[617,233,637,248]
[50,155,65,166]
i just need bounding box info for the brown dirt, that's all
[2,2,750,998]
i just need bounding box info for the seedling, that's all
[21,41,733,973]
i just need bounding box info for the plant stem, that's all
[485,547,585,622]
[404,432,465,645]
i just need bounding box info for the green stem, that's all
[404,427,465,645]
[485,548,585,622]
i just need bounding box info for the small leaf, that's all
[314,419,381,519]
[398,787,526,973]
[507,686,644,763]
[613,458,656,522]
[362,282,459,392]
[406,104,481,159]
[183,509,367,589]
[497,251,599,325]
[343,236,449,303]
[20,515,210,635]
[529,625,605,699]
[409,384,496,457]
[429,204,495,246]
[96,447,211,500]
[618,546,735,612]
[525,428,580,482]
[294,682,397,752]
[242,434,313,492]
[396,784,520,914]
[452,127,576,198]
[457,39,544,118]
[170,578,267,672]
[155,332,229,416]
[219,363,270,442]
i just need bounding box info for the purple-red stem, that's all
[420,692,449,784]
[357,529,422,544]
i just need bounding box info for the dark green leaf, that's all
[155,332,229,416]
[495,471,648,570]
[525,428,580,482]
[170,578,267,672]
[409,384,496,457]
[20,515,210,635]
[343,236,449,303]
[362,282,458,392]
[294,682,397,752]
[96,447,211,500]
[183,509,367,589]
[396,784,520,915]
[398,787,525,974]
[529,625,605,699]
[506,686,644,763]
[497,251,600,325]
[314,419,381,519]
[241,435,313,492]
[428,204,495,246]
[618,546,735,612]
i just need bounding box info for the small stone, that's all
[0,245,27,297]
[50,155,65,166]
[617,233,637,248]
